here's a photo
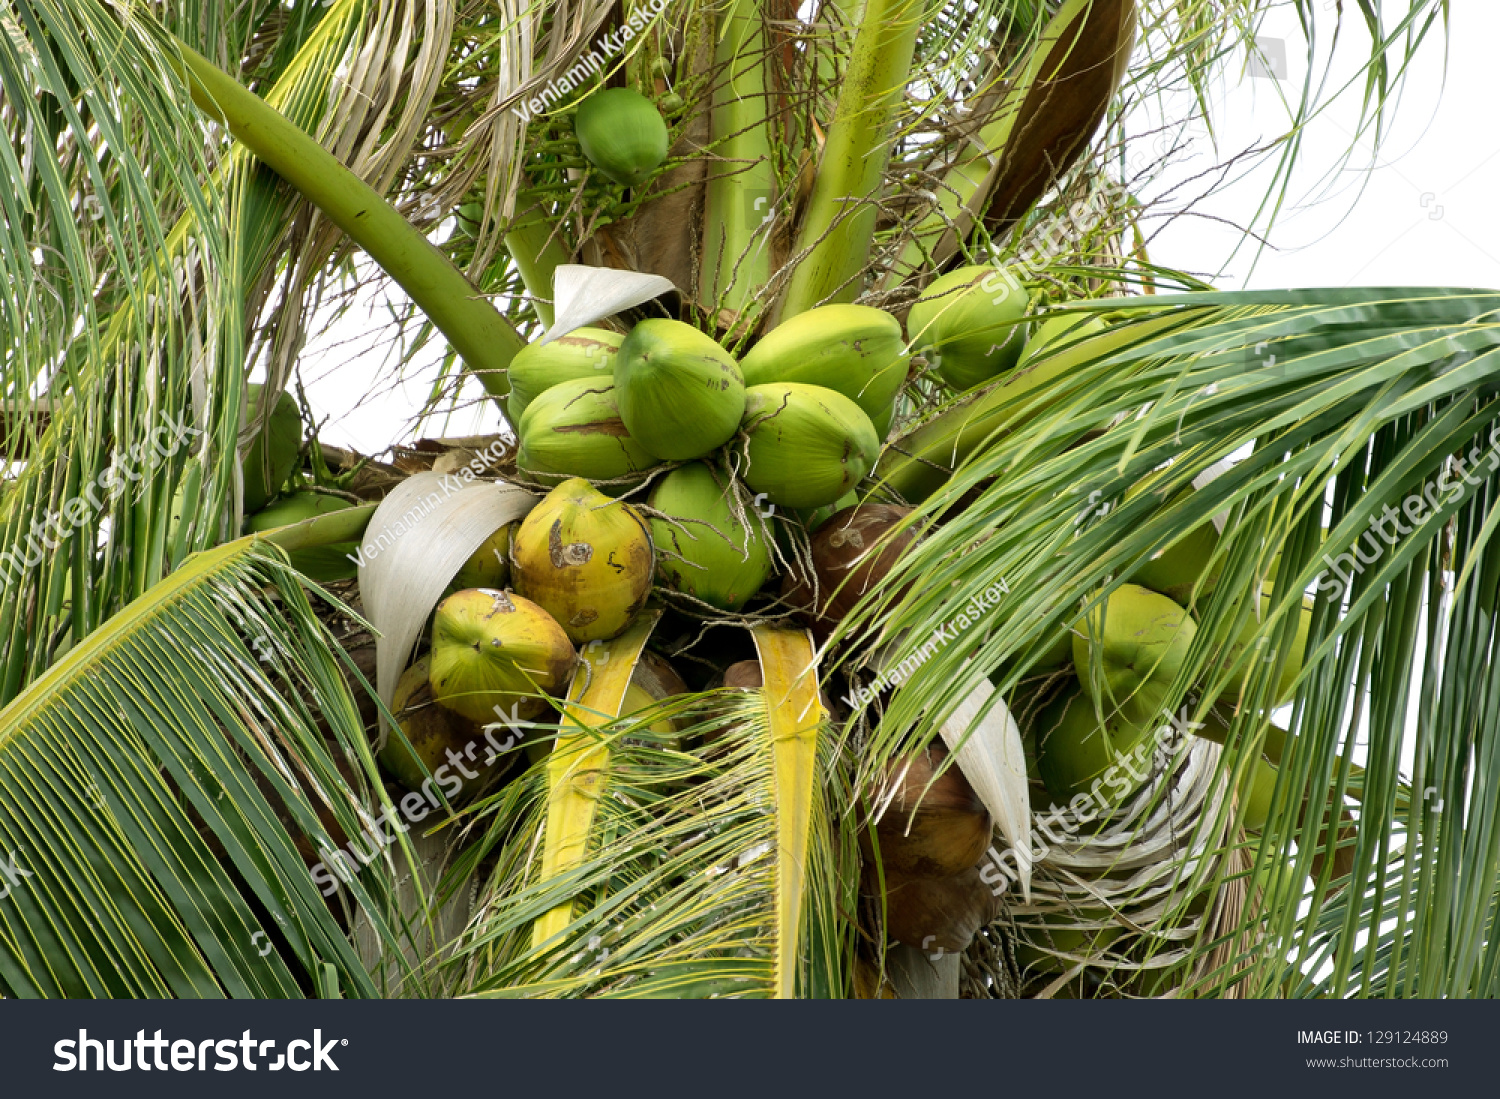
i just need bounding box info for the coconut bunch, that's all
[372,477,693,803]
[352,109,1293,990]
[356,278,1300,998]
[489,256,1155,984]
[976,494,1311,996]
[505,256,1070,632]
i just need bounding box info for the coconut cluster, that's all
[365,265,1141,963]
[243,237,1299,991]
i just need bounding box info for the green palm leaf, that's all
[843,286,1500,996]
[0,533,409,997]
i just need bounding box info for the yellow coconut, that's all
[429,588,577,724]
[378,657,513,796]
[510,477,654,643]
[617,650,690,750]
[448,522,513,593]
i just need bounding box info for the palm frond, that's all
[0,535,416,997]
[0,0,477,703]
[446,628,858,998]
[846,286,1500,996]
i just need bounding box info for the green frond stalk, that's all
[882,0,1137,290]
[172,41,525,405]
[751,626,825,998]
[774,0,923,320]
[700,0,776,325]
[503,209,569,330]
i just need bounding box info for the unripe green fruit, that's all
[575,87,670,187]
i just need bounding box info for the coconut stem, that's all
[700,0,776,325]
[258,502,376,552]
[170,40,524,408]
[772,0,923,322]
[505,206,568,329]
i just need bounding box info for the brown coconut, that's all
[867,863,1003,954]
[809,503,917,624]
[863,743,991,879]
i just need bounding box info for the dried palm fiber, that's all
[959,737,1262,998]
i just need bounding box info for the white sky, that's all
[1143,3,1497,292]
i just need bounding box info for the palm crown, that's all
[0,0,1478,1000]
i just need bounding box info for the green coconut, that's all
[1125,477,1224,607]
[907,265,1030,390]
[242,383,301,513]
[647,462,774,612]
[614,319,746,460]
[1073,584,1198,724]
[1019,312,1109,366]
[737,304,908,435]
[507,328,623,423]
[1034,684,1158,808]
[1211,589,1312,707]
[1238,756,1279,834]
[245,491,359,581]
[429,588,577,724]
[574,87,670,188]
[516,376,661,485]
[740,382,880,509]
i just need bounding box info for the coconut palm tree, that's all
[0,0,1479,999]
